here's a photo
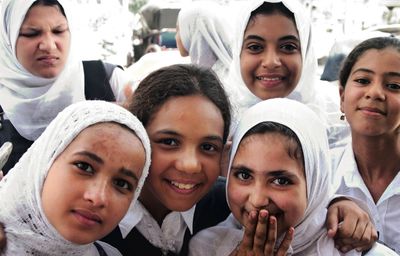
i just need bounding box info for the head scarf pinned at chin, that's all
[226,0,324,129]
[0,0,84,140]
[0,100,151,255]
[228,98,333,254]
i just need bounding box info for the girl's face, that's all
[16,4,70,78]
[228,133,306,237]
[240,13,302,100]
[175,24,189,57]
[41,123,146,244]
[140,95,224,219]
[340,47,400,137]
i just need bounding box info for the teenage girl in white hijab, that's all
[188,98,396,256]
[225,0,349,150]
[0,100,151,255]
[0,0,128,173]
[176,1,232,82]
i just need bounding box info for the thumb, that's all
[326,207,339,238]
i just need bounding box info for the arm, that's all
[230,210,293,256]
[326,197,378,253]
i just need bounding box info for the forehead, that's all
[353,48,400,71]
[147,95,224,133]
[22,4,66,24]
[245,13,298,38]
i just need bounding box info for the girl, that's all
[189,98,396,255]
[101,64,378,256]
[334,36,400,253]
[0,100,151,255]
[102,64,232,256]
[225,0,349,150]
[0,0,128,174]
[176,1,232,83]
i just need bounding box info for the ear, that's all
[339,85,345,113]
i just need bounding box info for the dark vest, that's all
[0,60,117,174]
[101,177,230,256]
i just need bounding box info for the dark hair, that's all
[30,0,66,18]
[242,122,304,167]
[339,37,400,87]
[249,2,295,25]
[127,64,231,144]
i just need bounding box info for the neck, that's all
[138,183,171,225]
[351,133,400,202]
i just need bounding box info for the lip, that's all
[358,106,386,116]
[165,179,201,195]
[37,55,59,65]
[255,74,285,89]
[72,209,102,227]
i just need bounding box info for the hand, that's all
[230,210,293,256]
[0,222,6,252]
[326,198,377,253]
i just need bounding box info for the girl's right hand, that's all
[230,210,294,256]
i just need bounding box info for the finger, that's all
[337,217,356,240]
[264,216,277,255]
[240,210,258,251]
[0,222,6,252]
[275,227,294,256]
[253,210,269,253]
[325,205,339,238]
[355,224,378,252]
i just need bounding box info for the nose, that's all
[38,33,57,52]
[175,147,202,174]
[261,48,281,69]
[248,183,269,209]
[365,82,385,101]
[83,179,109,208]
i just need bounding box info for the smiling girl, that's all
[189,98,396,255]
[225,0,349,150]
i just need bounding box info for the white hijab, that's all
[177,1,232,76]
[226,0,325,131]
[0,100,151,256]
[0,0,85,140]
[227,98,334,254]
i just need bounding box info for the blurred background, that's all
[7,0,399,73]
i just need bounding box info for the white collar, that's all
[119,200,196,238]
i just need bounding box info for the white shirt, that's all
[333,144,400,253]
[119,200,195,255]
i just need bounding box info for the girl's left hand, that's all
[231,210,293,256]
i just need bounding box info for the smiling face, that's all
[41,123,146,244]
[140,95,224,220]
[240,13,302,100]
[228,132,306,237]
[16,4,70,78]
[340,47,400,137]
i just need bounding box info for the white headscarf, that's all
[0,0,85,140]
[177,1,232,76]
[226,0,325,131]
[0,100,151,255]
[227,98,336,255]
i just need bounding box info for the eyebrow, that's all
[352,68,400,78]
[231,165,299,178]
[155,129,223,143]
[75,151,139,181]
[243,34,300,43]
[120,167,139,181]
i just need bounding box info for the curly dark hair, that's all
[127,64,231,144]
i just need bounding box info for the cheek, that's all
[227,182,247,208]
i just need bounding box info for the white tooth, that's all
[257,77,280,81]
[171,181,195,190]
